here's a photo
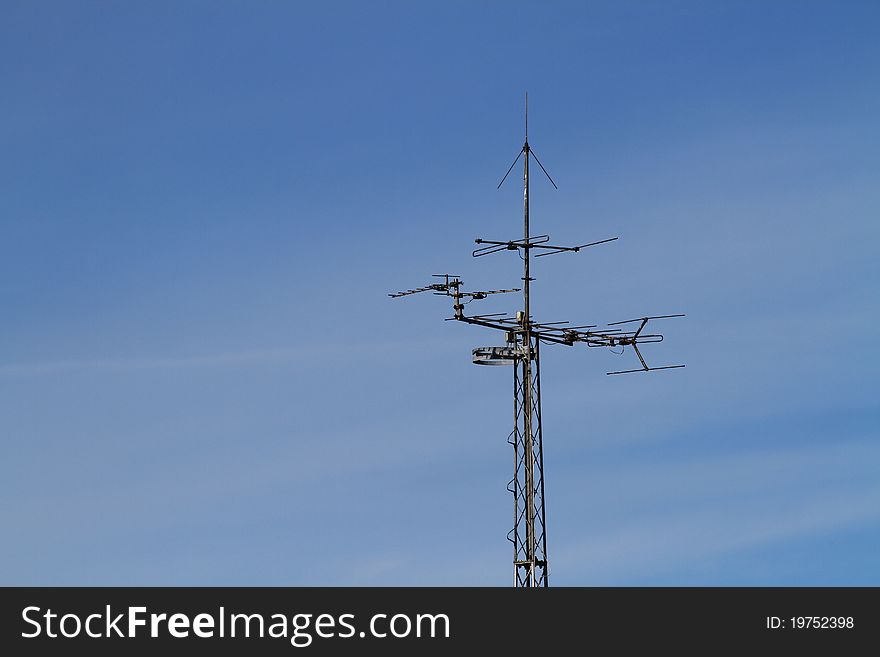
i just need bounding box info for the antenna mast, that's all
[518,90,545,586]
[390,96,684,586]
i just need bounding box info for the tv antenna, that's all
[390,94,684,587]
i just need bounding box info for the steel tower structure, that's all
[390,95,684,586]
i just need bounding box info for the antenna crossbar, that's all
[474,235,618,258]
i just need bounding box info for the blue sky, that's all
[1,1,878,585]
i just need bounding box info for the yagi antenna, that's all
[390,275,519,302]
[600,315,686,375]
[390,97,685,588]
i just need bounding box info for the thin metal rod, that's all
[534,338,548,586]
[606,364,685,375]
[512,360,521,587]
[473,243,511,257]
[497,150,523,189]
[607,313,685,326]
[529,148,558,189]
[533,237,618,258]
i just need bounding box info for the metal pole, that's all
[521,92,538,587]
[512,361,521,587]
[534,339,548,586]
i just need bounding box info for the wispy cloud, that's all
[0,336,463,377]
[0,349,306,376]
[552,437,880,583]
[556,486,880,584]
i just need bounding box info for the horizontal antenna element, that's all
[473,235,618,259]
